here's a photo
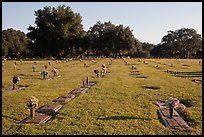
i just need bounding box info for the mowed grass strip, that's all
[2,58,202,135]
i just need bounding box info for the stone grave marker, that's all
[20,96,52,124]
[20,113,52,124]
[52,94,75,102]
[143,86,160,91]
[36,104,63,114]
[136,75,147,78]
[192,79,202,85]
[157,109,189,128]
[52,96,72,102]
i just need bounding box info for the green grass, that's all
[2,58,202,135]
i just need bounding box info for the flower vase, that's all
[30,108,35,119]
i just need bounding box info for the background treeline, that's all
[2,5,202,59]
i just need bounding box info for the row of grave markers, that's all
[126,59,190,129]
[20,60,112,124]
[19,77,96,124]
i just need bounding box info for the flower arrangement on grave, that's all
[27,96,39,109]
[12,75,20,89]
[132,65,136,69]
[27,96,38,118]
[52,67,59,76]
[32,65,36,72]
[94,70,99,78]
[41,70,48,79]
[165,97,180,118]
[102,64,107,73]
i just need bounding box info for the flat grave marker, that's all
[36,104,63,114]
[158,109,189,128]
[20,113,51,124]
[52,94,75,102]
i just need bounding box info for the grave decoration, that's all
[132,65,136,69]
[12,75,20,90]
[166,97,177,118]
[86,77,89,84]
[94,70,100,78]
[44,65,48,70]
[157,97,189,128]
[155,98,186,111]
[198,61,200,65]
[84,63,87,67]
[13,62,17,69]
[100,70,104,77]
[27,96,39,118]
[41,70,49,79]
[102,64,107,74]
[52,67,59,76]
[32,65,36,72]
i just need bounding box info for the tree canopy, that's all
[151,28,202,58]
[87,21,140,58]
[2,28,30,58]
[27,5,85,58]
[2,5,202,59]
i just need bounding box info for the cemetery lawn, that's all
[2,58,202,135]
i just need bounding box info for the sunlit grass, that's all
[2,58,202,135]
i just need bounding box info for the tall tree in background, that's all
[2,28,30,58]
[27,5,84,58]
[151,28,202,58]
[87,21,140,58]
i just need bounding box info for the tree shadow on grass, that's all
[97,115,158,121]
[2,115,21,122]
